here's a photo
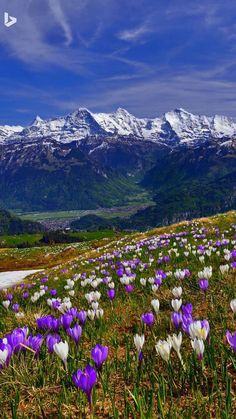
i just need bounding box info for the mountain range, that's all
[1,107,236,145]
[0,107,235,228]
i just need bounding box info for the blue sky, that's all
[0,0,236,124]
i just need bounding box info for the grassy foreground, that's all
[0,211,235,417]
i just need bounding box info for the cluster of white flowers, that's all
[197,266,212,279]
[31,288,46,303]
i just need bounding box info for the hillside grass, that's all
[0,211,235,417]
[0,231,122,271]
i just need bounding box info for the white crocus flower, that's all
[151,284,159,293]
[169,332,182,354]
[87,309,96,320]
[198,266,212,279]
[134,334,145,352]
[91,302,99,310]
[2,300,10,309]
[172,287,182,298]
[189,321,209,340]
[191,338,204,359]
[0,348,8,366]
[155,339,172,363]
[220,264,229,275]
[230,299,236,314]
[53,341,69,369]
[171,299,182,312]
[95,308,104,318]
[167,332,185,367]
[140,278,147,287]
[151,299,160,314]
[174,269,186,280]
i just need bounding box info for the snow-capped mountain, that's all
[0,124,23,143]
[1,107,236,145]
[0,106,235,216]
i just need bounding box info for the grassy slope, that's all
[0,211,235,417]
[0,230,122,271]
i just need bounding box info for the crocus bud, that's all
[2,300,10,309]
[230,299,236,314]
[91,344,108,370]
[53,341,69,369]
[155,339,172,363]
[133,334,145,353]
[191,338,204,360]
[168,332,182,354]
[171,299,182,312]
[0,347,8,367]
[172,287,182,298]
[151,299,160,314]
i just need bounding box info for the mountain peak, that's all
[32,115,44,125]
[115,107,132,115]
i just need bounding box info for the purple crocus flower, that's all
[171,312,182,329]
[22,291,29,300]
[72,365,97,410]
[141,312,154,327]
[36,315,60,332]
[51,300,61,310]
[46,334,61,354]
[60,314,73,330]
[68,307,78,318]
[226,331,236,351]
[66,324,82,345]
[198,278,209,291]
[107,289,115,300]
[182,315,193,334]
[124,284,134,293]
[231,250,236,260]
[6,327,28,353]
[91,344,108,370]
[51,317,61,332]
[77,310,87,326]
[182,304,193,317]
[6,293,13,301]
[50,289,57,297]
[12,304,20,313]
[26,334,44,357]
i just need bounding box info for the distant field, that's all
[0,230,118,249]
[15,194,154,222]
[0,230,123,271]
[0,234,42,247]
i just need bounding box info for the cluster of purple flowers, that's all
[72,344,108,410]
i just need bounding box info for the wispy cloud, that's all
[117,22,152,42]
[48,0,73,46]
[1,0,236,123]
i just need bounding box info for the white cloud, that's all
[48,0,73,46]
[117,23,152,42]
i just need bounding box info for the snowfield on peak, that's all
[1,107,236,145]
[0,125,23,143]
